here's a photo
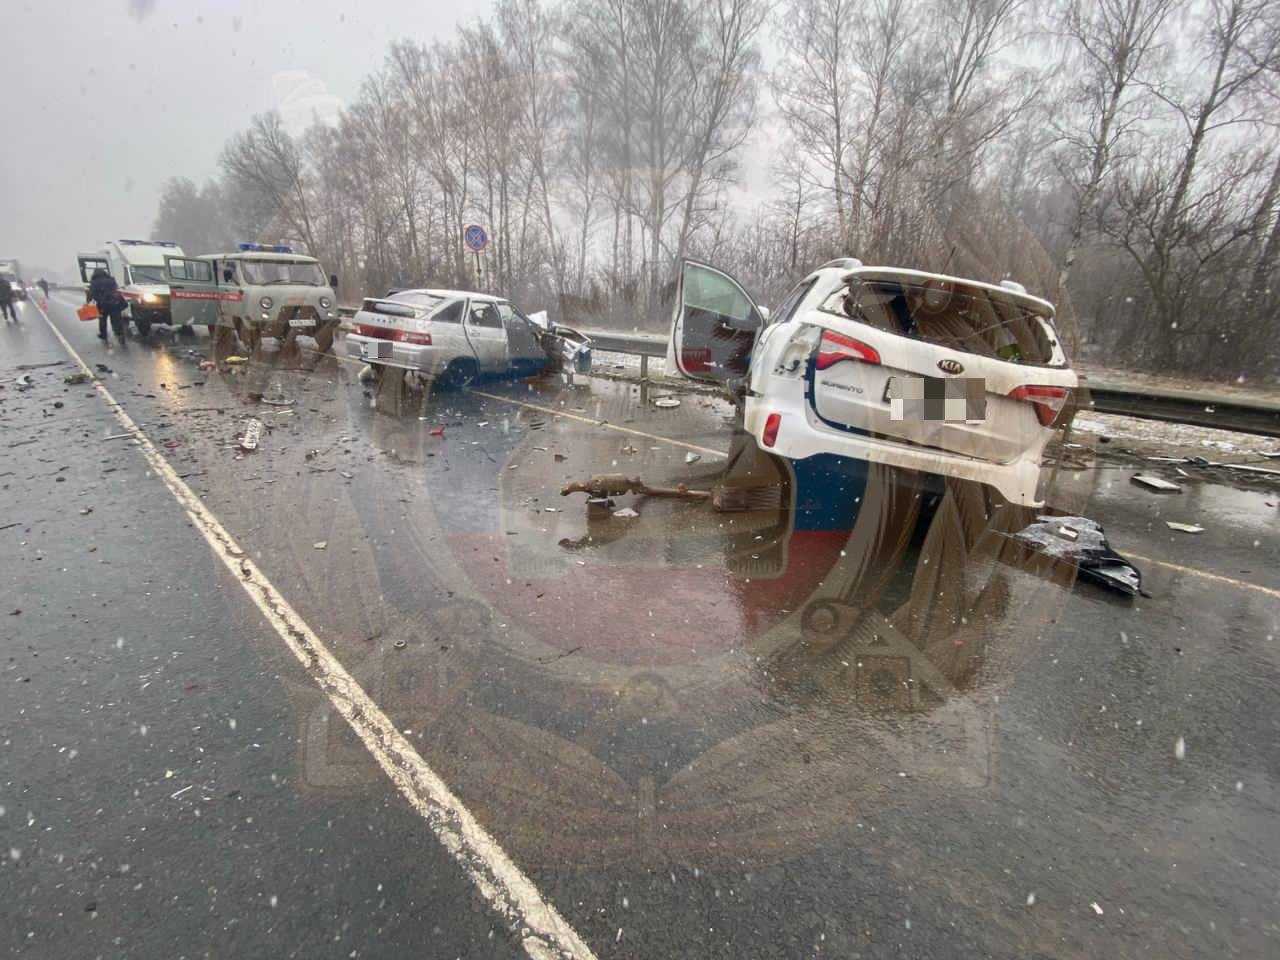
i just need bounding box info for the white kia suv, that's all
[667,259,1077,505]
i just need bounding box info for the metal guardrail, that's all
[1081,380,1280,438]
[577,328,1280,438]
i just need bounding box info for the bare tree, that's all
[1051,0,1175,294]
[220,112,318,251]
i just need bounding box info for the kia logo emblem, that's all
[937,358,964,374]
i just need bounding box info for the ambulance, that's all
[76,240,186,333]
[161,243,340,354]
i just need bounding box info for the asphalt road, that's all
[2,293,1278,959]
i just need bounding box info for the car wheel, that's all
[437,358,477,392]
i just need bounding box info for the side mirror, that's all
[759,306,771,323]
[329,274,339,290]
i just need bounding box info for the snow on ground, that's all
[1070,413,1279,461]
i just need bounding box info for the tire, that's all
[437,358,477,392]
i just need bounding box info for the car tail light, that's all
[762,412,782,448]
[1007,384,1068,426]
[815,330,881,370]
[352,322,430,345]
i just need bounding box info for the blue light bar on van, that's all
[237,242,295,253]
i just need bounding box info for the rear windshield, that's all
[389,291,448,313]
[821,279,1063,366]
[240,259,327,285]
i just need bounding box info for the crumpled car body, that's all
[346,288,592,386]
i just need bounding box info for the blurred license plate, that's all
[289,317,316,328]
[361,341,392,360]
[885,376,986,422]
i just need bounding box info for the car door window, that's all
[771,278,817,326]
[167,258,213,282]
[469,302,503,328]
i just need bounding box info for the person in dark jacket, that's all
[0,276,15,322]
[87,268,126,343]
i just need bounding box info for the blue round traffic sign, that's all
[464,224,488,253]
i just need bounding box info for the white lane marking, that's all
[32,302,597,960]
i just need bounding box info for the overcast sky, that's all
[0,0,489,280]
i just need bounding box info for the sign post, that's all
[464,224,488,288]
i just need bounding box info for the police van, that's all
[76,240,186,333]
[162,243,340,354]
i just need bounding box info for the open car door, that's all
[77,255,110,286]
[666,259,765,383]
[164,256,218,327]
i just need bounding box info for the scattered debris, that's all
[313,541,327,550]
[1143,455,1280,478]
[554,453,567,462]
[1090,901,1104,916]
[101,432,134,442]
[685,451,701,464]
[587,496,614,518]
[562,474,711,501]
[64,372,92,385]
[1131,474,1182,493]
[393,638,407,650]
[653,396,681,408]
[613,507,640,518]
[15,374,33,390]
[1218,462,1280,477]
[429,426,446,438]
[1009,515,1143,597]
[163,440,181,449]
[1166,522,1205,534]
[239,418,264,451]
[94,363,112,374]
[224,356,248,365]
[79,508,92,516]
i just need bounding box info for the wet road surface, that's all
[2,293,1278,959]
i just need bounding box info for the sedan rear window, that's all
[821,280,1063,366]
[389,291,447,312]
